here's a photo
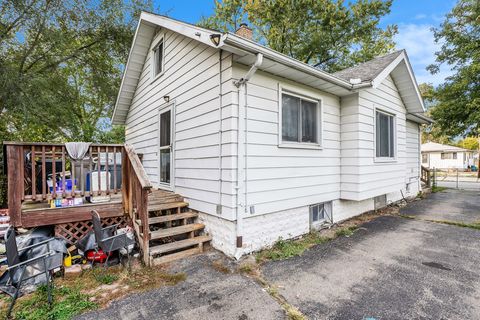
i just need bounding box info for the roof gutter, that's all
[223,34,354,90]
[407,112,434,125]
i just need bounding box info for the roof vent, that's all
[349,78,362,85]
[235,23,253,40]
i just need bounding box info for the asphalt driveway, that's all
[78,189,480,320]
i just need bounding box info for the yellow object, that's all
[64,253,72,267]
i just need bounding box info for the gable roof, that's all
[333,50,404,83]
[421,142,469,153]
[112,12,428,125]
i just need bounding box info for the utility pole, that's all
[478,136,480,179]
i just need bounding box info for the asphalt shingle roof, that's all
[333,50,404,83]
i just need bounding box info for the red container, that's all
[85,249,111,263]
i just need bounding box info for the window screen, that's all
[282,93,319,144]
[376,111,395,158]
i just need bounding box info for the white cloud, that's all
[394,23,453,86]
[414,14,427,20]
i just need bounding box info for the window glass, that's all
[160,110,170,147]
[302,100,317,143]
[282,94,300,141]
[282,93,319,144]
[376,111,395,158]
[154,40,163,76]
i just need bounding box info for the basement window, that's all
[281,92,321,146]
[375,110,395,158]
[374,195,387,210]
[153,38,164,77]
[310,202,332,229]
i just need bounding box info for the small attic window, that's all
[153,38,164,77]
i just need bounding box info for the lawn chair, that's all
[4,227,59,318]
[91,210,134,267]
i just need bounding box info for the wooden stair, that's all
[135,189,211,265]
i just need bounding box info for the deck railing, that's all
[4,142,151,228]
[122,144,152,263]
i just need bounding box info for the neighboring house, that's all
[112,12,431,258]
[421,142,475,170]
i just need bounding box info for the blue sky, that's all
[153,0,456,86]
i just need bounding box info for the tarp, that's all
[0,228,66,296]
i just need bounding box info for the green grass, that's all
[256,232,330,262]
[335,226,357,237]
[93,270,119,285]
[399,214,480,230]
[427,219,480,230]
[1,265,187,319]
[431,185,448,193]
[4,285,97,320]
[256,226,360,262]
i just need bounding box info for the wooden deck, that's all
[5,142,210,265]
[20,195,123,228]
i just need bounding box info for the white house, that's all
[112,12,430,258]
[421,142,475,170]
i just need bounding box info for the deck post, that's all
[121,147,129,215]
[6,145,24,226]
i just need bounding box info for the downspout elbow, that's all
[234,53,263,87]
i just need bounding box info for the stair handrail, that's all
[124,144,152,190]
[122,143,152,264]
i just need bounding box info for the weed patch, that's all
[1,264,186,319]
[399,215,480,230]
[432,186,447,193]
[256,226,359,263]
[212,260,230,274]
[256,233,329,262]
[0,285,96,320]
[335,226,357,237]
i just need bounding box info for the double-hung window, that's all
[281,92,320,145]
[375,110,395,158]
[153,38,164,77]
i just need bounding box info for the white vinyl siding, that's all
[406,121,420,182]
[340,75,407,201]
[125,29,236,219]
[232,64,341,216]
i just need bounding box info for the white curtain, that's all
[65,142,91,161]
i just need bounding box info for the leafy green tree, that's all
[457,137,479,150]
[0,0,152,143]
[199,0,397,72]
[419,83,452,144]
[428,0,479,138]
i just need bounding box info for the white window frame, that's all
[309,201,333,230]
[374,108,397,162]
[278,86,323,150]
[422,153,428,164]
[157,101,175,191]
[151,36,165,81]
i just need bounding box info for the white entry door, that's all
[159,105,173,189]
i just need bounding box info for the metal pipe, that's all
[234,53,263,259]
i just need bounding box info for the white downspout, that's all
[233,53,263,259]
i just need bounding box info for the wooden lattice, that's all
[55,216,130,245]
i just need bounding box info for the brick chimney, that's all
[235,23,253,40]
